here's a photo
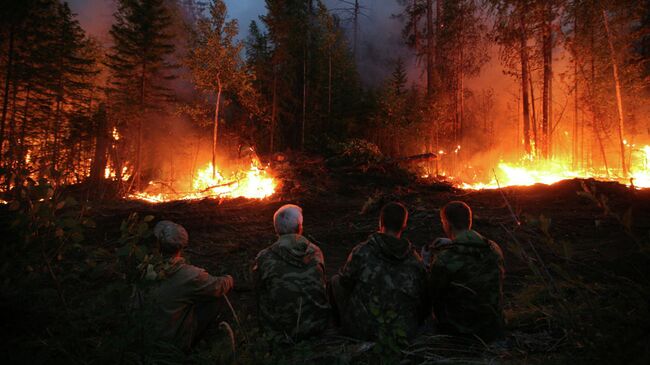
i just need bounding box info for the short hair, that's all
[380,202,408,233]
[154,220,189,254]
[441,201,472,231]
[273,204,303,235]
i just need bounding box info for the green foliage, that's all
[107,0,177,108]
[5,174,92,252]
[327,138,384,166]
[369,301,408,364]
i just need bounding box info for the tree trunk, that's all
[542,3,552,159]
[601,9,627,176]
[135,62,147,189]
[353,0,359,62]
[328,52,332,117]
[0,25,15,160]
[8,81,18,167]
[18,86,30,170]
[519,3,531,155]
[212,82,222,179]
[90,107,109,184]
[301,45,307,150]
[426,0,434,97]
[270,68,277,153]
[458,3,464,144]
[572,8,579,169]
[529,72,538,155]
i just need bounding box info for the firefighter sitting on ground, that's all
[252,204,330,340]
[148,220,234,351]
[421,201,506,342]
[330,202,429,341]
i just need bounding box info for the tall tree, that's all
[186,0,253,178]
[491,0,534,155]
[106,0,176,188]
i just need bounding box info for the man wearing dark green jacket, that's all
[422,201,506,342]
[330,202,428,341]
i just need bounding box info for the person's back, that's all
[253,205,330,339]
[148,221,233,350]
[331,203,427,341]
[425,202,505,341]
[152,256,233,349]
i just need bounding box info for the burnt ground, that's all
[87,155,650,364]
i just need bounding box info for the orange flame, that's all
[128,162,277,203]
[458,145,650,190]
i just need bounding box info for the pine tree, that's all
[106,0,176,188]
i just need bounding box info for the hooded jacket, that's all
[253,234,330,339]
[428,229,505,341]
[150,256,232,350]
[336,233,427,340]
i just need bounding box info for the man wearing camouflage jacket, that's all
[422,201,506,342]
[149,220,234,351]
[253,204,330,340]
[330,202,428,341]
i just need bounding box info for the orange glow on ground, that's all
[128,162,277,203]
[457,145,650,190]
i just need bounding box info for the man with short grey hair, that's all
[149,220,234,351]
[253,204,330,340]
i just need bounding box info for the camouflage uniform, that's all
[150,256,233,350]
[428,230,505,341]
[331,233,428,341]
[252,234,330,339]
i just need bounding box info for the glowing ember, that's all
[112,127,120,141]
[128,162,277,203]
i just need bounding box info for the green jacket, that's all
[337,233,428,340]
[253,234,330,339]
[150,256,232,350]
[428,230,505,341]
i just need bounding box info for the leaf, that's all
[55,201,66,210]
[143,215,155,222]
[55,228,64,238]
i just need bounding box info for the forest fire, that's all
[452,145,650,190]
[128,162,277,203]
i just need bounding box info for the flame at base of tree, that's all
[128,162,277,203]
[448,145,650,190]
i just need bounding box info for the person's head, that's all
[273,204,303,235]
[154,220,189,256]
[440,201,472,238]
[379,202,408,237]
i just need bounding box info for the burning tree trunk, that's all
[601,9,627,176]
